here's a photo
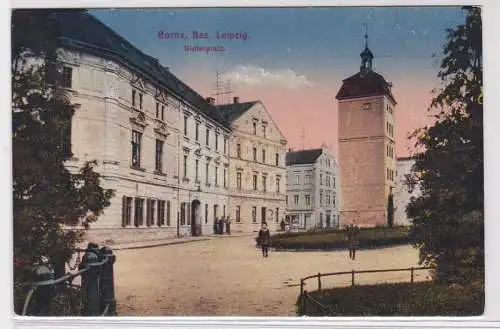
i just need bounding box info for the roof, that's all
[335,70,396,104]
[216,101,259,123]
[51,11,230,129]
[286,149,323,166]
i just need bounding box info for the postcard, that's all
[11,5,484,322]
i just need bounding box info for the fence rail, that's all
[19,243,117,316]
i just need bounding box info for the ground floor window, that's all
[134,198,144,227]
[236,205,241,222]
[275,208,279,223]
[180,202,186,226]
[205,204,208,224]
[146,199,156,226]
[252,206,257,223]
[122,195,171,228]
[122,196,133,227]
[157,200,165,226]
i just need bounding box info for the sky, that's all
[89,7,467,157]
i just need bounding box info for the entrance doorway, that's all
[191,199,201,236]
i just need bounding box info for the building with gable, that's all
[335,33,397,227]
[285,148,340,230]
[217,97,288,233]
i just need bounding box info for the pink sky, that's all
[182,71,439,158]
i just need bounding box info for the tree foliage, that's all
[12,9,114,287]
[406,6,483,283]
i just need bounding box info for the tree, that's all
[12,9,114,292]
[387,194,394,228]
[405,6,483,283]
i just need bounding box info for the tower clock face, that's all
[362,103,371,110]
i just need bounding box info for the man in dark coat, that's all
[345,220,360,260]
[258,223,271,257]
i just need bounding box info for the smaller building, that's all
[285,148,340,231]
[394,157,420,226]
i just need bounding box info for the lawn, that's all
[298,280,484,316]
[266,226,411,250]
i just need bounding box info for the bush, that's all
[261,227,410,250]
[298,280,484,316]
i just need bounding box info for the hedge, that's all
[298,280,484,316]
[259,227,411,250]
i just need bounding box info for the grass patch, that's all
[265,226,410,250]
[298,280,484,316]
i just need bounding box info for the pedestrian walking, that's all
[345,220,360,260]
[225,217,231,235]
[258,223,271,258]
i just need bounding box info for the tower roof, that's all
[335,70,396,104]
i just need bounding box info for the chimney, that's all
[233,96,240,104]
[206,97,215,105]
[288,147,294,152]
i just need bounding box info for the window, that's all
[320,190,323,205]
[295,174,300,185]
[275,153,279,166]
[305,195,311,206]
[275,208,279,223]
[205,204,208,224]
[236,205,241,222]
[205,163,209,184]
[252,206,257,223]
[215,133,219,151]
[253,174,258,190]
[333,194,336,207]
[134,198,144,227]
[276,176,281,193]
[62,66,73,88]
[155,140,164,173]
[262,125,267,138]
[326,192,331,205]
[237,172,242,189]
[121,196,133,227]
[156,102,160,118]
[333,177,336,187]
[146,199,155,226]
[139,93,143,110]
[320,174,323,185]
[262,150,266,163]
[157,200,165,226]
[132,89,136,107]
[161,105,165,121]
[184,115,188,136]
[180,202,186,225]
[294,195,299,205]
[224,137,227,154]
[183,155,188,179]
[131,130,142,168]
[195,159,199,181]
[262,176,267,192]
[253,147,257,161]
[326,174,330,186]
[305,172,312,184]
[223,205,226,217]
[206,128,210,146]
[215,166,219,186]
[223,168,227,188]
[195,122,200,141]
[214,205,218,221]
[286,195,288,205]
[237,143,241,158]
[253,122,257,135]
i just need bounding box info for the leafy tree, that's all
[12,9,114,294]
[406,6,483,283]
[387,194,394,228]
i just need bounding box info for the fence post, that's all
[300,279,304,297]
[351,270,355,287]
[99,246,117,315]
[31,264,55,315]
[410,266,414,284]
[80,248,100,316]
[317,273,322,291]
[302,290,308,315]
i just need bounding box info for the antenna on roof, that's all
[211,70,233,105]
[300,127,305,150]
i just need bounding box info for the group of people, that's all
[213,217,231,235]
[256,220,360,260]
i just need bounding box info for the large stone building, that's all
[217,98,287,233]
[335,35,397,227]
[52,11,233,244]
[285,148,340,230]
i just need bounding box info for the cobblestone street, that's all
[114,236,429,316]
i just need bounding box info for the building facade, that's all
[335,35,397,227]
[217,98,287,233]
[394,157,420,226]
[285,148,340,230]
[53,11,231,244]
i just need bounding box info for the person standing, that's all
[346,220,360,260]
[225,216,231,235]
[258,223,271,257]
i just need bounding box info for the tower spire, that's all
[360,23,373,75]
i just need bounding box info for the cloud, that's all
[222,65,314,89]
